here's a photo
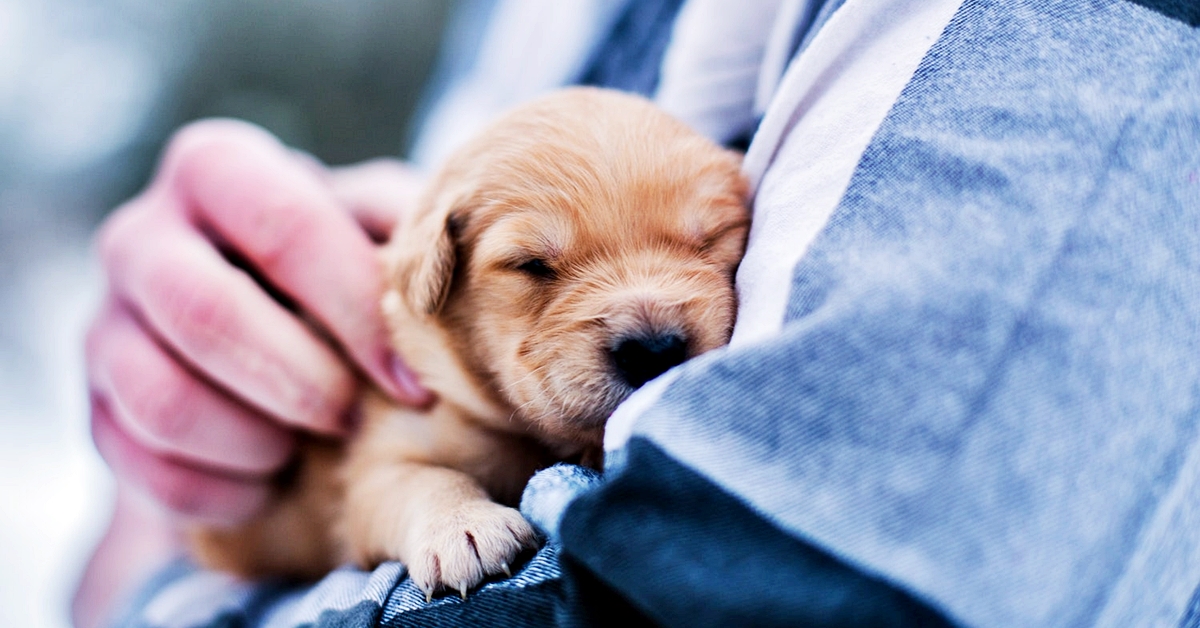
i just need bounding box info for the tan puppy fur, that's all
[190,88,750,598]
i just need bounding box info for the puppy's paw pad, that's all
[408,502,537,598]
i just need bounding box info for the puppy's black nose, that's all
[611,333,688,389]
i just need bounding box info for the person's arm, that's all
[72,120,432,628]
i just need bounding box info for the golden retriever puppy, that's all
[190,87,750,599]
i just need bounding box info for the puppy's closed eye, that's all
[515,258,556,280]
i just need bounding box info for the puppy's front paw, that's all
[408,501,538,600]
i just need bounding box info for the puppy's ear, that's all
[409,211,459,315]
[383,203,462,317]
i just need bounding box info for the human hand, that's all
[86,119,432,527]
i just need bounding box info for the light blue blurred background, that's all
[0,1,455,625]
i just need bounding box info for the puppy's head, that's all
[387,88,748,445]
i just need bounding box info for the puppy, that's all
[190,87,750,599]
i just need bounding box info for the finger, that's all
[86,298,295,475]
[98,198,358,435]
[327,158,428,240]
[165,121,431,407]
[91,394,270,526]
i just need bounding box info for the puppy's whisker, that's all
[505,362,553,397]
[507,361,550,388]
[505,362,559,421]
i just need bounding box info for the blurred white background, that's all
[0,1,455,625]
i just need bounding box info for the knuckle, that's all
[173,285,232,339]
[149,265,235,352]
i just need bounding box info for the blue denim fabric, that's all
[575,0,686,97]
[112,546,567,628]
[559,439,957,627]
[626,0,1200,625]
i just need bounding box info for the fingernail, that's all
[389,352,433,406]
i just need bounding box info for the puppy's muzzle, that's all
[609,332,689,388]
